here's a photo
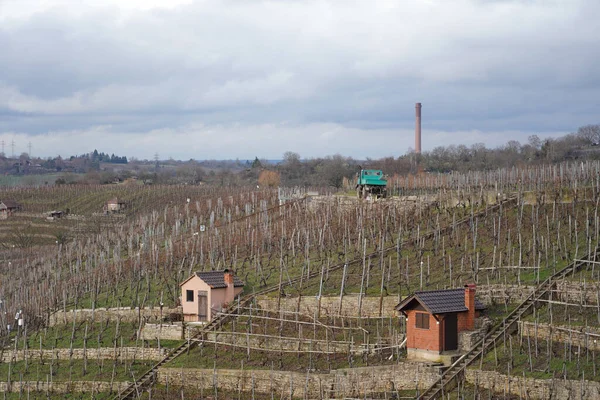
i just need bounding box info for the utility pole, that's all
[11,140,15,158]
[1,140,4,156]
[154,153,160,170]
[28,142,32,158]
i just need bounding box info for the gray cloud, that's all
[0,0,598,159]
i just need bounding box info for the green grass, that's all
[0,174,70,187]
[5,322,183,350]
[565,266,600,282]
[478,337,600,381]
[219,313,400,345]
[0,359,152,382]
[168,342,398,371]
[523,303,600,326]
[74,277,177,309]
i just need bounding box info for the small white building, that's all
[180,270,244,322]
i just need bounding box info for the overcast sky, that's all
[0,0,598,160]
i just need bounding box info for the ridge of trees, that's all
[273,124,600,187]
[413,124,600,174]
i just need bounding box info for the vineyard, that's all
[1,161,600,398]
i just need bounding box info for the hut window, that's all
[416,312,429,329]
[186,290,194,302]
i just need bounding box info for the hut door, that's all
[444,314,458,351]
[198,291,208,322]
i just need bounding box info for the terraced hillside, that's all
[2,161,600,398]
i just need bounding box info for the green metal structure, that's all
[356,169,387,199]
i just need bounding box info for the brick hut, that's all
[395,284,485,364]
[180,270,244,322]
[0,200,21,220]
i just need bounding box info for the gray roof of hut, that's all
[0,200,20,209]
[395,288,485,315]
[196,270,244,289]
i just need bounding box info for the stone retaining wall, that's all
[459,329,485,353]
[141,323,185,340]
[203,331,392,354]
[519,321,600,351]
[141,322,204,341]
[476,285,536,304]
[0,381,129,393]
[256,295,403,318]
[49,306,181,326]
[248,283,600,320]
[158,364,439,398]
[256,286,534,319]
[0,346,165,362]
[555,281,600,304]
[466,369,600,399]
[455,282,600,306]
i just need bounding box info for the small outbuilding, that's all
[47,210,64,220]
[104,198,127,213]
[395,284,485,364]
[0,200,21,220]
[180,269,244,322]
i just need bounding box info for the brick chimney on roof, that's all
[465,284,476,330]
[224,269,234,285]
[224,269,235,306]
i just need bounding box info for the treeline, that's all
[273,124,600,187]
[32,123,600,188]
[86,149,128,164]
[101,154,359,188]
[413,124,600,173]
[97,124,600,188]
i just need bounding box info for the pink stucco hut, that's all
[180,269,244,322]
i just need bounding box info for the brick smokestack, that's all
[464,284,476,330]
[415,102,422,154]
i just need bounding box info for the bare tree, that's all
[577,124,600,145]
